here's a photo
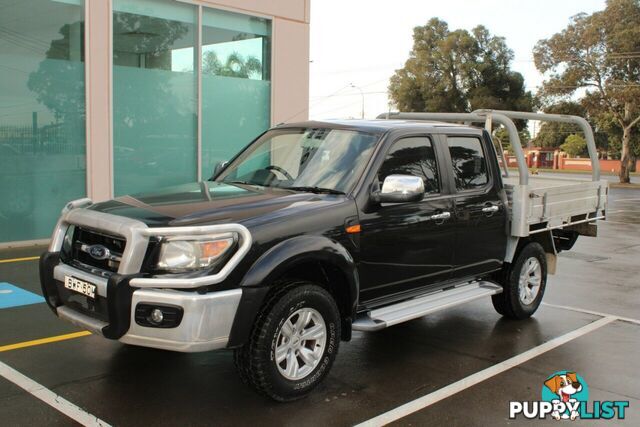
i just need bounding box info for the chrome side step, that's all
[352,281,503,331]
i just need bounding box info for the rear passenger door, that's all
[445,134,507,279]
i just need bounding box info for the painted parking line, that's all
[0,256,39,264]
[603,220,640,225]
[612,197,640,203]
[606,209,636,214]
[542,302,640,325]
[0,283,44,309]
[0,331,92,353]
[355,316,616,427]
[0,361,110,426]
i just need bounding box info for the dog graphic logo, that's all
[542,371,588,420]
[510,370,629,420]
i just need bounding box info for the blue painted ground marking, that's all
[0,283,45,309]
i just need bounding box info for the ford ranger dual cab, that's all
[39,110,607,401]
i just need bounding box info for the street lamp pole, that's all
[350,83,364,119]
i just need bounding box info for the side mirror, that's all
[212,160,228,178]
[372,174,425,203]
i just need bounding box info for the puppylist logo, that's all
[509,371,629,421]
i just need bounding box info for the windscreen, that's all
[216,128,380,193]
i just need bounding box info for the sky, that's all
[308,0,607,120]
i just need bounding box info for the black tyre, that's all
[234,281,341,401]
[492,242,547,319]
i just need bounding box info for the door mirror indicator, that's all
[372,174,425,203]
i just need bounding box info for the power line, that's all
[280,84,351,123]
[0,27,52,51]
[311,63,402,75]
[310,90,387,100]
[285,76,393,123]
[309,77,391,99]
[307,85,351,106]
[514,54,640,63]
[311,99,363,118]
[0,102,39,110]
[543,84,640,88]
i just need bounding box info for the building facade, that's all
[0,0,310,245]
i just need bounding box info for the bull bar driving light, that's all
[135,303,184,328]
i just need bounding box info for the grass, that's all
[609,182,640,189]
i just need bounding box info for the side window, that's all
[447,136,489,191]
[378,136,440,194]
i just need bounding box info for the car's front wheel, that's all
[234,281,341,401]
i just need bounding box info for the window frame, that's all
[374,133,443,201]
[108,0,274,194]
[443,133,494,195]
[198,3,273,181]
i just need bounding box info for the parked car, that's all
[40,111,607,401]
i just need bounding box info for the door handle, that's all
[429,211,451,221]
[482,205,499,213]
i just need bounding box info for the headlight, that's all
[156,234,235,272]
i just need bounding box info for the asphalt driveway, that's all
[0,188,638,426]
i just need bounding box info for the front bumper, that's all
[41,252,242,352]
[123,287,242,352]
[40,202,252,353]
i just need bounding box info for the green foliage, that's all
[561,134,588,157]
[596,112,640,158]
[27,22,87,123]
[532,101,585,148]
[493,126,530,153]
[389,18,534,125]
[202,51,262,79]
[533,0,640,181]
[534,0,640,107]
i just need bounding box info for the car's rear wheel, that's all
[233,281,341,401]
[492,242,547,319]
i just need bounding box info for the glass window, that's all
[201,7,271,179]
[448,136,489,191]
[113,0,198,195]
[218,128,379,193]
[379,137,440,194]
[0,0,86,243]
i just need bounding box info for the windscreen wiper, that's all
[284,186,345,195]
[225,180,257,186]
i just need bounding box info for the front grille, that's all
[67,226,127,274]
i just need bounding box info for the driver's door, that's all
[358,135,456,303]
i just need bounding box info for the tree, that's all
[27,22,86,126]
[533,0,640,183]
[202,51,263,79]
[379,145,439,191]
[389,18,534,123]
[561,134,588,157]
[532,101,585,149]
[493,126,530,153]
[596,112,640,159]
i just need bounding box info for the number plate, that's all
[64,276,96,299]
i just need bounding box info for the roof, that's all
[276,119,476,133]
